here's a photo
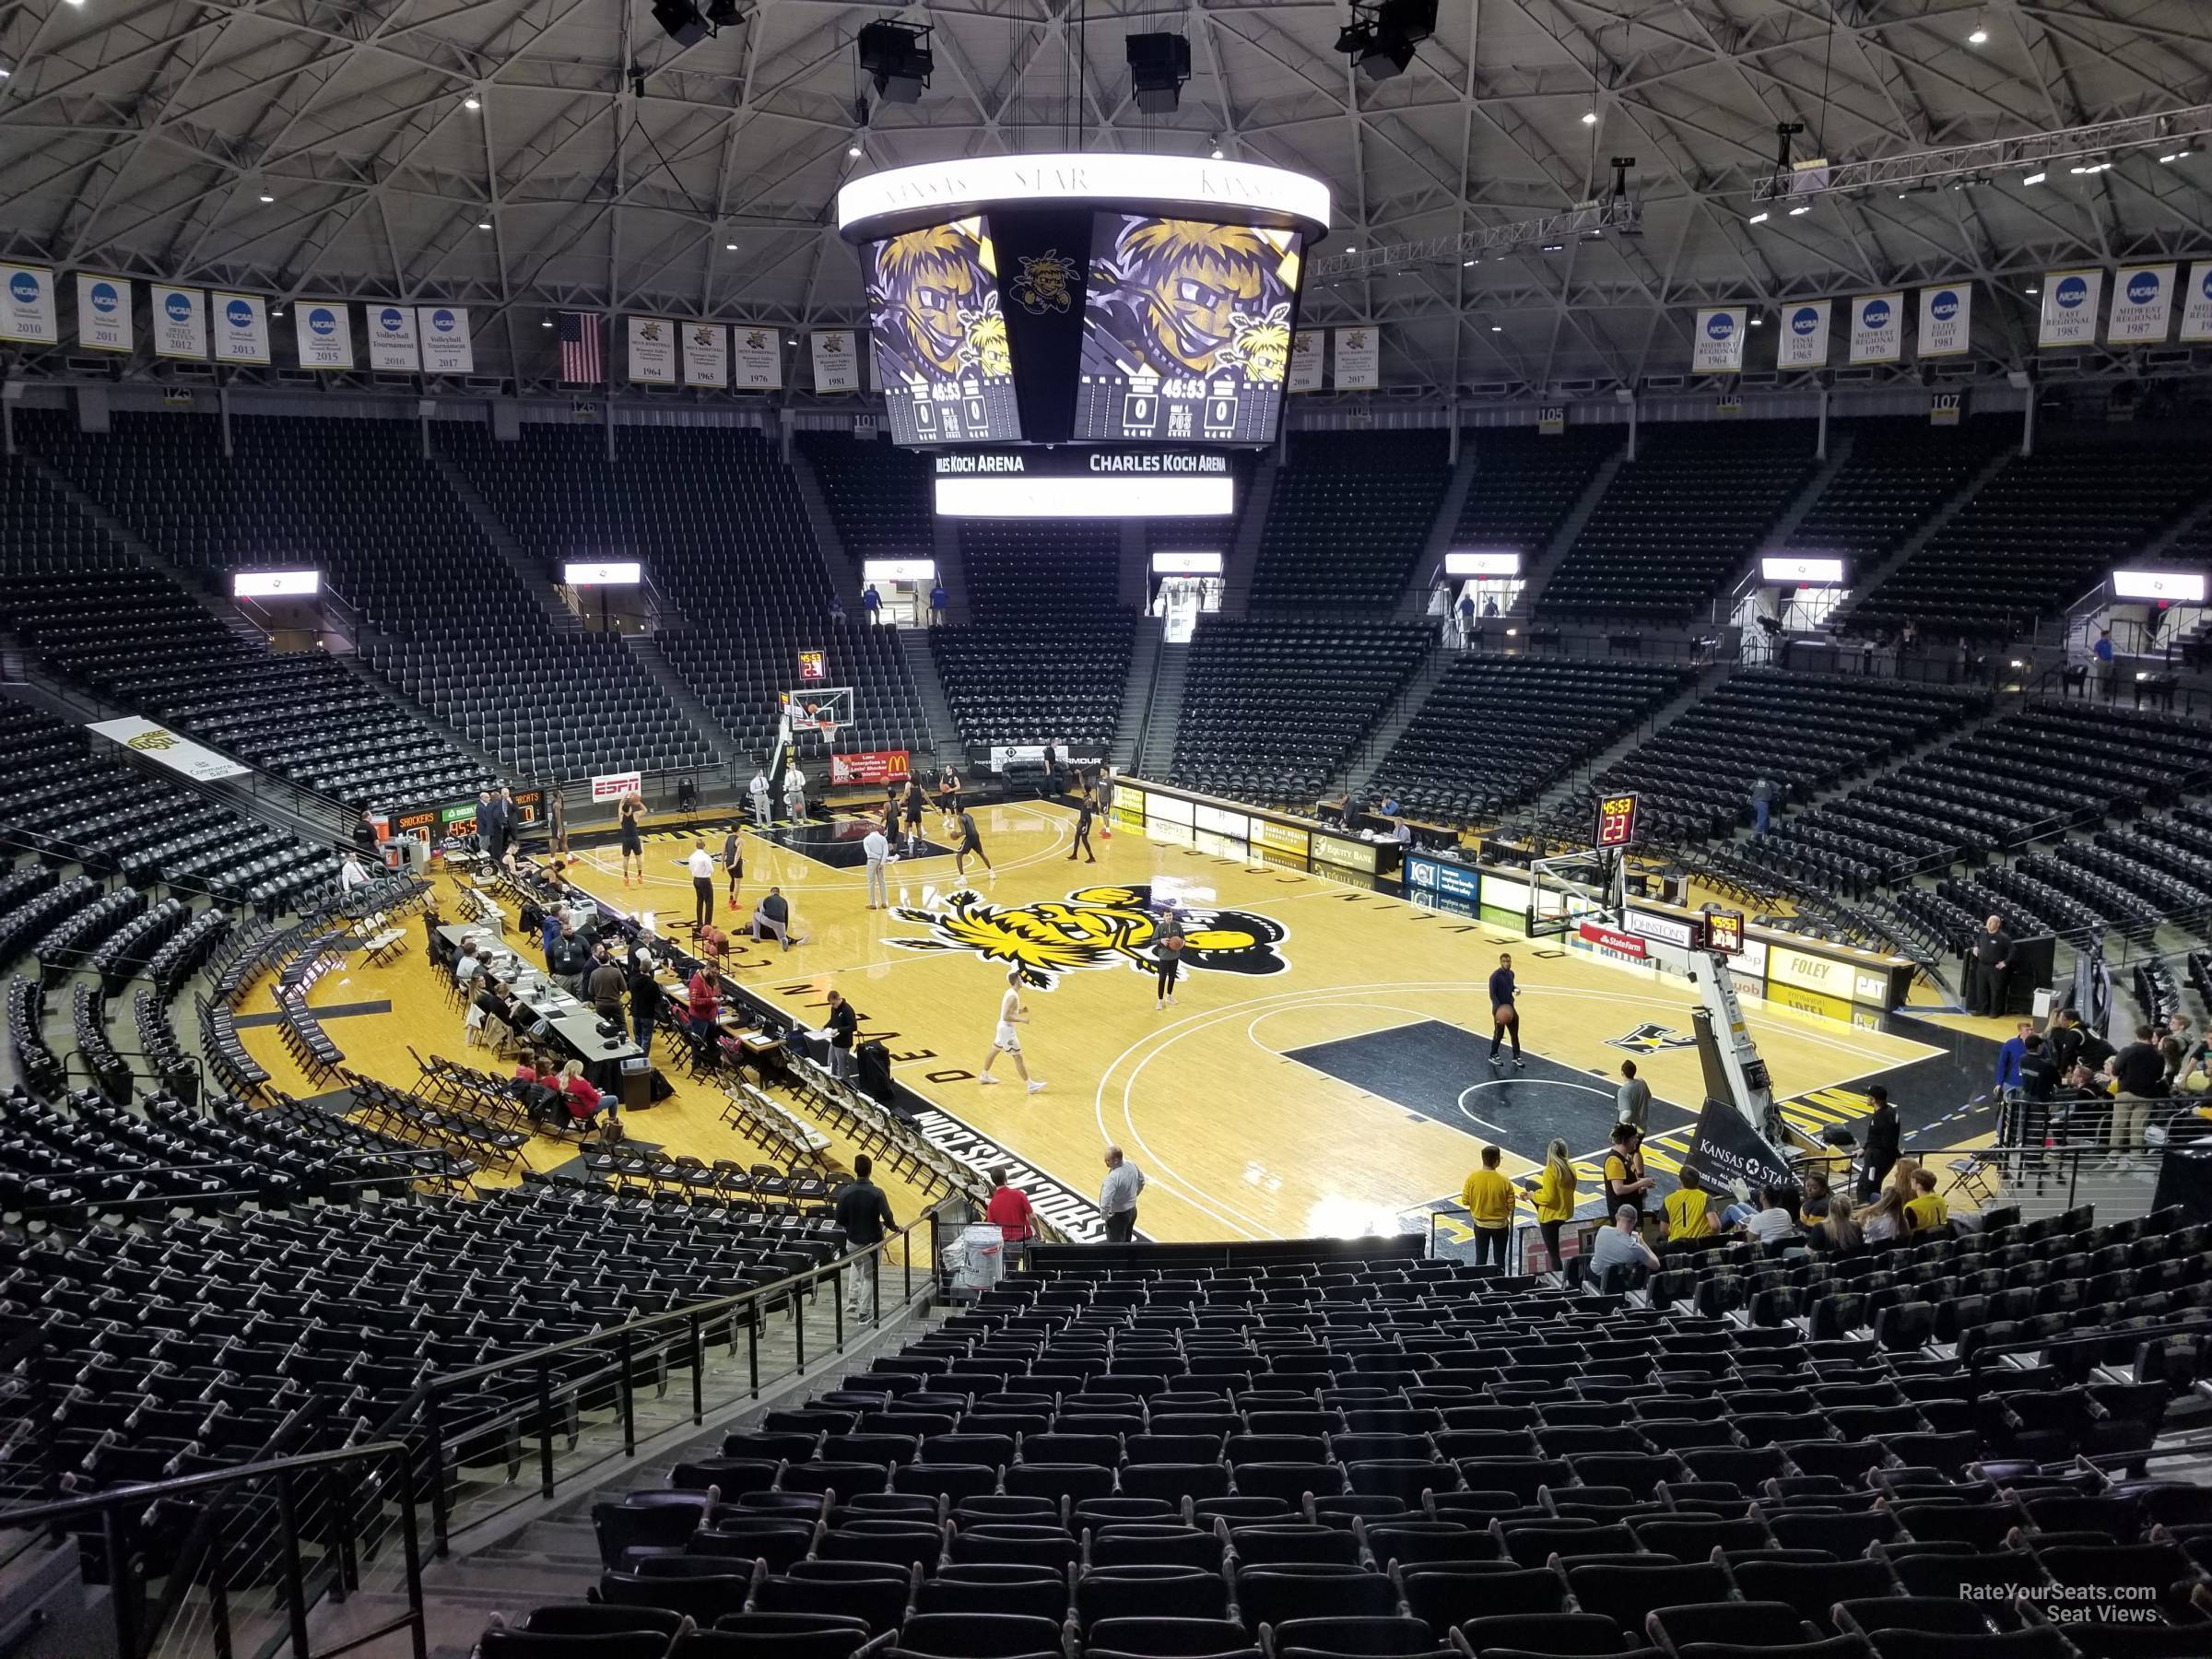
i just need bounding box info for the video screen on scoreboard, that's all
[866,217,1023,446]
[1074,214,1301,445]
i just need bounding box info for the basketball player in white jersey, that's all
[978,968,1045,1093]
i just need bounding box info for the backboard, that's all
[1527,847,1623,939]
[783,687,854,735]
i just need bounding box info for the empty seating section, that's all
[1366,660,1690,829]
[932,521,1134,758]
[795,431,934,561]
[1453,427,1620,554]
[0,703,326,916]
[1539,422,1819,620]
[1571,671,1982,845]
[1745,702,2212,912]
[1779,418,2015,574]
[1171,618,1431,804]
[1853,444,2209,639]
[441,423,927,763]
[488,1214,2212,1659]
[1253,431,1451,609]
[2,450,488,806]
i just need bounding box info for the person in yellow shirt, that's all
[1904,1168,1950,1232]
[1517,1137,1578,1274]
[1663,1167,1715,1243]
[1459,1144,1517,1270]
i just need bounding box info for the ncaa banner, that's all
[1333,325,1379,389]
[294,301,353,370]
[2180,262,2212,343]
[212,292,271,363]
[365,303,418,371]
[151,286,206,359]
[1916,284,1971,357]
[418,305,473,372]
[811,328,863,392]
[628,316,676,383]
[732,324,782,389]
[2038,269,2101,347]
[1690,307,1746,374]
[1288,329,1323,392]
[2108,264,2176,345]
[681,321,727,388]
[75,274,132,353]
[1776,300,1830,369]
[1847,291,1903,363]
[0,264,60,344]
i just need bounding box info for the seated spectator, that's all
[984,1167,1037,1265]
[1813,1194,1864,1252]
[453,939,486,986]
[1799,1169,1832,1220]
[751,886,808,950]
[1904,1168,1950,1231]
[1863,1187,1908,1243]
[556,1059,618,1128]
[1741,1187,1800,1246]
[1587,1204,1659,1291]
[1663,1167,1714,1243]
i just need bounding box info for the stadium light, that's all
[1968,14,1989,45]
[1747,211,1770,224]
[1335,0,1437,82]
[651,0,707,48]
[464,95,481,112]
[1581,111,1598,126]
[2022,171,2046,184]
[1126,32,1192,115]
[857,20,933,104]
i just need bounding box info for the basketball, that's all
[1493,1003,1517,1026]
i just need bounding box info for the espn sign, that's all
[830,750,912,786]
[590,771,642,803]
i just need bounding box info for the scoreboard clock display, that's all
[1594,792,1640,849]
[796,649,827,683]
[1705,909,1746,956]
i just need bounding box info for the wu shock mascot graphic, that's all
[868,218,1019,441]
[1078,216,1300,443]
[891,885,1288,989]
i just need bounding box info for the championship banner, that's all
[1684,1098,1797,1196]
[2182,263,2212,343]
[811,328,863,392]
[75,274,132,353]
[418,305,473,373]
[1847,291,1902,364]
[0,264,59,344]
[589,771,642,804]
[294,300,353,370]
[732,324,782,389]
[212,292,271,363]
[1776,300,1830,369]
[88,716,253,783]
[681,321,727,388]
[2038,269,2101,348]
[152,286,206,359]
[2108,264,2177,345]
[366,303,419,371]
[1916,283,1971,357]
[628,315,676,383]
[1332,325,1379,389]
[830,749,912,786]
[1288,329,1324,392]
[1690,307,1746,374]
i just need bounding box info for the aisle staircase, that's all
[618,635,744,767]
[1110,619,1163,772]
[899,630,960,768]
[1509,447,1628,618]
[1219,454,1277,616]
[788,444,863,600]
[1130,642,1189,779]
[1337,641,1457,800]
[928,518,971,627]
[427,454,581,634]
[1395,443,1482,618]
[1828,447,2016,633]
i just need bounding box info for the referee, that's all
[685,840,715,932]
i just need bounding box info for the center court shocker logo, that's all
[890,884,1288,988]
[1607,1022,1698,1054]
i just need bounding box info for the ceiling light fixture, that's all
[724,241,738,251]
[1787,204,1809,216]
[1490,324,1502,333]
[1749,316,1765,327]
[476,220,492,230]
[1968,13,1988,44]
[1210,144,1224,160]
[2024,286,2039,295]
[1747,210,1770,224]
[2022,171,2046,185]
[259,192,275,203]
[1581,111,1597,126]
[465,95,481,111]
[847,141,862,158]
[541,319,554,327]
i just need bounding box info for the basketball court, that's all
[547,794,1984,1244]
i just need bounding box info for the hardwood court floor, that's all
[547,800,1948,1243]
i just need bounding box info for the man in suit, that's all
[1969,914,2015,1017]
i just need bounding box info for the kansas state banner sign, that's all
[1690,307,1746,374]
[1916,284,1971,358]
[294,301,353,371]
[366,304,418,371]
[1847,291,1903,364]
[0,265,59,345]
[2039,269,2102,348]
[1776,300,1830,369]
[76,274,132,353]
[2108,265,2176,346]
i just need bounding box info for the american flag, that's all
[557,312,603,383]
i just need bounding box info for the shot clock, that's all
[1594,791,1640,850]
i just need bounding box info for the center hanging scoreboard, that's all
[1594,792,1640,850]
